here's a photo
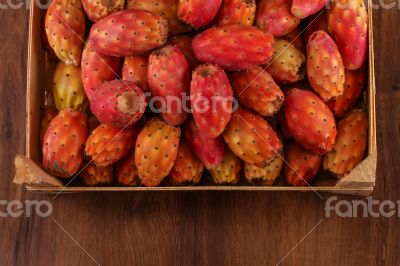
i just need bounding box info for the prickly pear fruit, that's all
[326,68,366,117]
[304,10,328,42]
[191,64,233,138]
[192,25,275,70]
[85,123,139,167]
[170,139,204,184]
[81,41,121,99]
[266,39,306,84]
[209,149,242,184]
[213,0,256,27]
[291,0,327,19]
[122,55,150,92]
[256,0,300,37]
[81,0,124,22]
[115,151,139,186]
[284,89,336,155]
[284,142,322,186]
[168,35,200,69]
[89,9,168,57]
[281,27,305,53]
[90,80,147,128]
[328,0,368,70]
[178,0,222,28]
[53,61,88,112]
[127,0,191,35]
[81,162,113,186]
[307,30,345,101]
[148,45,190,126]
[223,107,282,165]
[323,109,367,177]
[184,118,225,169]
[40,106,58,143]
[135,118,181,187]
[42,109,88,178]
[45,0,85,65]
[244,150,284,185]
[230,66,284,116]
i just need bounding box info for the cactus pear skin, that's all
[81,0,125,22]
[122,55,150,92]
[192,25,275,70]
[81,163,113,186]
[223,107,282,165]
[328,0,368,70]
[90,80,147,128]
[127,0,191,35]
[244,151,284,185]
[284,89,337,155]
[284,142,322,186]
[256,0,300,37]
[213,0,256,27]
[178,0,222,28]
[191,64,233,138]
[209,149,242,184]
[42,109,88,178]
[323,109,367,177]
[148,45,190,126]
[89,9,168,57]
[304,10,328,42]
[135,118,181,187]
[85,123,139,167]
[45,0,85,66]
[53,61,88,112]
[230,66,284,116]
[170,140,204,184]
[326,68,366,117]
[266,39,306,84]
[307,30,345,101]
[115,151,139,186]
[40,106,58,143]
[291,0,327,19]
[168,35,200,70]
[81,42,121,100]
[184,118,225,169]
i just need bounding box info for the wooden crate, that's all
[14,0,377,196]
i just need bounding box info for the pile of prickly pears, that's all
[41,0,369,187]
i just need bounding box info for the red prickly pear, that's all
[90,80,146,128]
[184,118,225,169]
[81,163,113,186]
[328,0,368,70]
[89,9,168,57]
[284,142,322,186]
[223,107,282,165]
[192,25,275,70]
[81,41,121,100]
[115,151,139,186]
[42,109,88,178]
[256,0,300,37]
[148,45,190,126]
[45,0,85,65]
[307,30,345,101]
[135,118,181,187]
[208,149,242,185]
[85,123,139,167]
[323,109,368,177]
[230,66,284,116]
[213,0,256,27]
[178,0,222,28]
[81,0,124,22]
[170,139,204,184]
[291,0,327,19]
[191,64,233,138]
[127,0,191,35]
[284,89,337,155]
[244,150,284,185]
[122,55,150,93]
[168,35,200,70]
[304,10,328,42]
[326,68,366,117]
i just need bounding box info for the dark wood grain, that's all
[0,3,399,266]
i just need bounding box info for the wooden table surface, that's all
[0,4,398,266]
